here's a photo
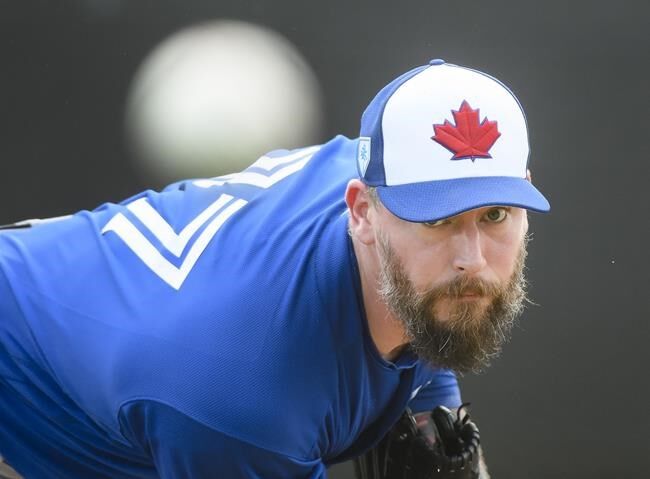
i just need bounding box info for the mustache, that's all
[425,275,505,301]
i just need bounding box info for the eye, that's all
[423,218,451,228]
[484,207,509,223]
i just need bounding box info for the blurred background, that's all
[1,0,648,477]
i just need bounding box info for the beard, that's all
[376,232,529,374]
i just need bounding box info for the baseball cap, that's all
[357,59,550,222]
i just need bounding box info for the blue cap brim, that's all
[376,176,550,222]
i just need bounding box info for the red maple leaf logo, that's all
[431,101,501,161]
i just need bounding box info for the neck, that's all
[351,234,409,362]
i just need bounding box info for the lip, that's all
[457,293,483,300]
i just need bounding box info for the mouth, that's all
[453,291,490,303]
[439,288,482,297]
[457,289,483,298]
[457,295,483,302]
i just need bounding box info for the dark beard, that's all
[376,233,529,374]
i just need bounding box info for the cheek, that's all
[393,236,450,289]
[482,211,527,277]
[484,230,525,280]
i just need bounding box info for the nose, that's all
[451,224,487,275]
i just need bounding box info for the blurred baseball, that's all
[125,20,323,182]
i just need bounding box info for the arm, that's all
[119,400,326,479]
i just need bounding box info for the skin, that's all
[345,178,529,362]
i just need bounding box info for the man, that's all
[0,60,549,478]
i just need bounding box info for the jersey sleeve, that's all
[407,369,462,414]
[118,401,327,479]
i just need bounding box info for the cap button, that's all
[428,58,445,66]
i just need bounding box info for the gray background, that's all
[1,1,648,477]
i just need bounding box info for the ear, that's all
[526,169,532,182]
[345,179,376,245]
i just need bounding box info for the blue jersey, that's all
[0,136,460,478]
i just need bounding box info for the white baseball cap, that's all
[357,59,550,222]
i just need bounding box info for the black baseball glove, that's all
[353,404,481,479]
